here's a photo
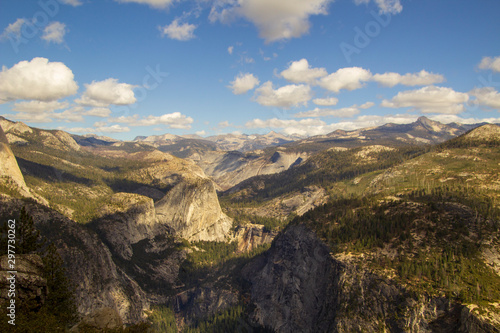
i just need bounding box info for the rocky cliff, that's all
[155,177,232,242]
[0,197,150,325]
[0,124,31,197]
[243,224,499,333]
[0,254,47,310]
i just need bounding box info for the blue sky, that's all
[1,0,499,140]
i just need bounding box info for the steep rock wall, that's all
[0,197,150,325]
[155,178,232,242]
[243,224,498,333]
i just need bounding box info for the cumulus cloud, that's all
[381,86,469,114]
[159,19,196,41]
[115,0,175,9]
[354,0,402,14]
[95,124,130,133]
[428,114,500,125]
[360,101,374,109]
[478,56,500,73]
[228,46,234,54]
[41,22,67,44]
[112,112,194,129]
[372,70,445,87]
[254,81,312,108]
[280,59,327,85]
[12,100,69,113]
[319,67,372,93]
[0,18,26,40]
[218,120,231,128]
[228,73,260,94]
[0,57,78,103]
[76,78,137,107]
[313,97,339,106]
[245,117,330,136]
[84,107,112,117]
[295,106,360,118]
[469,87,500,109]
[210,0,332,43]
[294,101,373,118]
[10,109,84,123]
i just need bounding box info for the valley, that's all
[0,115,499,332]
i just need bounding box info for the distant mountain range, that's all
[131,116,488,154]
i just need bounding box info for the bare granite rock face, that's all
[243,224,499,333]
[155,177,232,242]
[234,223,277,253]
[0,254,47,310]
[0,124,30,196]
[0,197,150,325]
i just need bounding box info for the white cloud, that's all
[159,19,196,41]
[478,56,500,73]
[228,73,260,94]
[115,0,175,9]
[218,120,231,128]
[67,123,130,134]
[210,0,332,43]
[12,100,69,113]
[0,57,78,103]
[95,124,130,133]
[372,70,445,87]
[295,101,374,118]
[295,107,360,118]
[313,97,339,106]
[76,78,137,107]
[254,81,312,108]
[280,59,327,84]
[41,22,66,44]
[196,130,207,136]
[381,86,469,114]
[84,107,112,117]
[354,0,402,14]
[228,46,234,55]
[10,109,84,123]
[319,67,372,93]
[112,112,194,129]
[0,18,26,40]
[246,117,329,136]
[469,87,500,109]
[360,101,374,109]
[428,114,500,125]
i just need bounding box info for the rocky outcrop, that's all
[242,224,338,332]
[0,197,150,325]
[155,178,232,242]
[0,124,31,197]
[193,150,308,190]
[243,224,499,333]
[91,193,168,261]
[0,254,47,310]
[234,224,277,252]
[174,287,238,325]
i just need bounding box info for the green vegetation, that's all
[294,187,500,305]
[227,211,289,232]
[183,304,252,333]
[0,208,78,332]
[179,240,271,289]
[222,145,428,205]
[148,305,178,332]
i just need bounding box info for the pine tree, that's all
[17,207,43,254]
[42,242,78,326]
